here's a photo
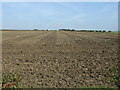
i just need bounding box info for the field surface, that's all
[2,31,118,88]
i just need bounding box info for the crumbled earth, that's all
[2,31,118,88]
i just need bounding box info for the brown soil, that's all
[2,31,118,88]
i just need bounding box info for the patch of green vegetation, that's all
[80,86,108,88]
[2,72,21,88]
[109,67,120,88]
[78,86,117,90]
[108,31,119,34]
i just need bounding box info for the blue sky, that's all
[2,2,118,31]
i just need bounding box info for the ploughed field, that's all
[2,31,118,88]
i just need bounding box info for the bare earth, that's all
[2,31,118,88]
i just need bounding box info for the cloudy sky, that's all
[2,2,118,30]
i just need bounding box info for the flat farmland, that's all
[2,31,118,88]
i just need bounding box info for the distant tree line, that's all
[33,29,49,31]
[33,28,112,32]
[79,30,111,32]
[59,29,75,31]
[58,29,111,32]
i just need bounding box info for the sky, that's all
[2,2,118,31]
